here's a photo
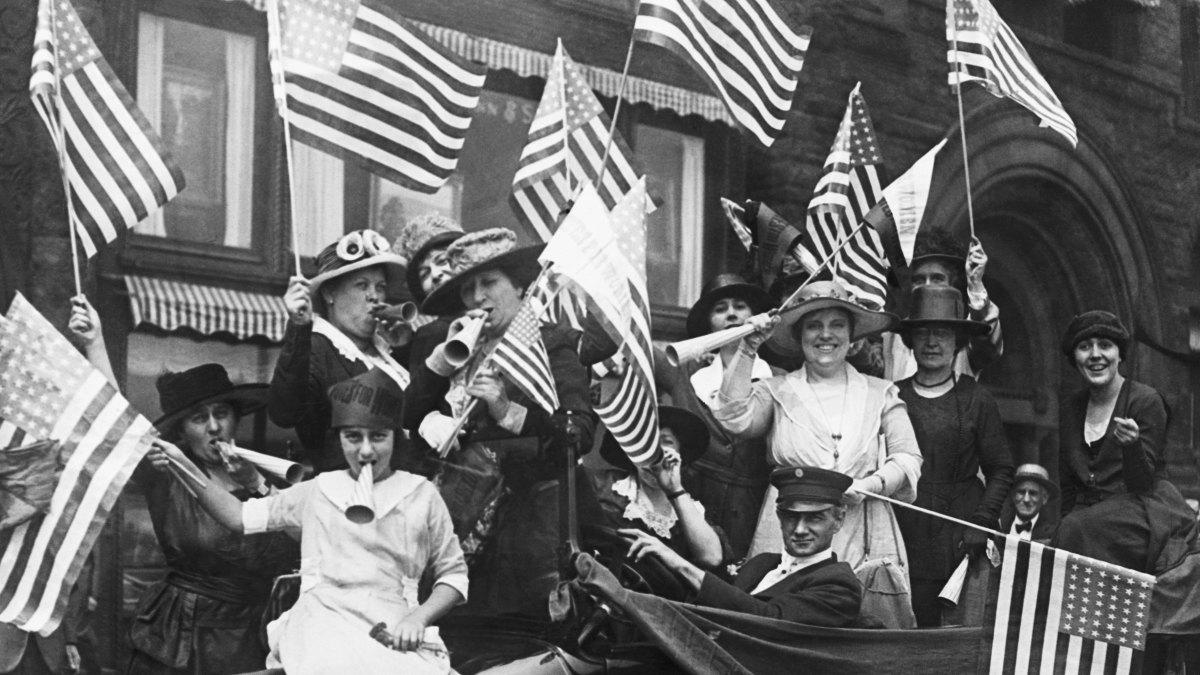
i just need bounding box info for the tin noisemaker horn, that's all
[443,314,486,368]
[219,441,306,484]
[938,555,971,608]
[345,463,375,524]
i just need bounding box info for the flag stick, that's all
[434,265,557,457]
[951,23,977,240]
[862,491,1003,538]
[47,0,83,297]
[267,0,304,276]
[584,14,638,198]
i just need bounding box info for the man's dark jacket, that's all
[694,553,862,627]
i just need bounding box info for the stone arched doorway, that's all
[918,96,1159,474]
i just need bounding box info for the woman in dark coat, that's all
[404,227,599,618]
[1054,311,1195,573]
[892,286,1013,627]
[269,229,411,472]
[653,273,779,560]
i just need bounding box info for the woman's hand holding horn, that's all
[740,311,780,351]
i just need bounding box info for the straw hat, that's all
[154,364,268,433]
[767,280,899,354]
[309,230,406,299]
[1012,463,1058,497]
[420,228,545,316]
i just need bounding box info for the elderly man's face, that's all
[1013,480,1048,521]
[776,505,845,557]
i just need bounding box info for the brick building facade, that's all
[0,0,1197,669]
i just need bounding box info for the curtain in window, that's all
[291,144,345,256]
[224,32,256,247]
[134,14,166,237]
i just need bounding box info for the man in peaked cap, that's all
[626,466,862,626]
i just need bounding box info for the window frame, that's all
[115,0,286,286]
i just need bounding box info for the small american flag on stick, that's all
[29,0,185,258]
[982,535,1153,674]
[947,0,1077,146]
[491,293,559,415]
[0,295,154,635]
[268,0,487,193]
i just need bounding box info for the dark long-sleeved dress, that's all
[1055,379,1196,574]
[267,318,409,473]
[126,463,299,675]
[403,322,600,618]
[894,376,1014,626]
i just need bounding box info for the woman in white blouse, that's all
[712,280,922,628]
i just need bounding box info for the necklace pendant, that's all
[831,433,842,442]
[833,449,840,461]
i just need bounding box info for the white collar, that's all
[315,469,425,520]
[778,547,833,573]
[690,354,773,406]
[313,316,409,388]
[612,475,677,538]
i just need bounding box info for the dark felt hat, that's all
[310,230,406,300]
[900,286,988,335]
[1012,463,1058,498]
[768,280,899,354]
[154,364,268,432]
[421,228,545,316]
[1060,310,1130,359]
[772,466,853,513]
[685,273,772,338]
[327,368,404,430]
[910,229,967,271]
[600,406,710,472]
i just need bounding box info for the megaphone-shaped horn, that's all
[444,314,486,368]
[665,322,758,367]
[937,555,971,608]
[217,442,307,485]
[345,463,375,523]
[371,301,419,325]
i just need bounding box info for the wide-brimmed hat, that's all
[600,406,710,473]
[154,364,268,432]
[1012,463,1058,498]
[310,230,406,300]
[328,368,404,430]
[772,466,853,513]
[392,214,465,301]
[421,228,545,316]
[900,286,988,337]
[768,280,899,354]
[685,273,772,338]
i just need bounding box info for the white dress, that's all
[243,470,469,674]
[712,364,923,570]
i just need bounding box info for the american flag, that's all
[29,0,185,258]
[0,294,154,635]
[802,83,889,309]
[511,41,645,241]
[947,0,1077,146]
[982,536,1153,674]
[633,0,812,146]
[541,184,661,466]
[491,292,559,415]
[268,0,487,193]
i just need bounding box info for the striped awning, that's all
[124,275,289,342]
[223,0,732,125]
[1065,0,1159,6]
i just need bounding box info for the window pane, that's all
[636,125,704,306]
[135,14,256,248]
[293,144,346,257]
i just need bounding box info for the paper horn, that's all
[229,446,306,485]
[665,322,759,367]
[938,555,971,608]
[345,463,375,523]
[444,314,486,368]
[371,301,419,324]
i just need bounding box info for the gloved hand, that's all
[965,237,988,311]
[418,412,461,454]
[958,517,994,561]
[844,475,881,506]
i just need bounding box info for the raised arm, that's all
[67,295,116,388]
[267,277,317,429]
[145,439,245,533]
[654,453,724,568]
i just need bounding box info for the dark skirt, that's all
[126,573,269,675]
[1054,479,1196,574]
